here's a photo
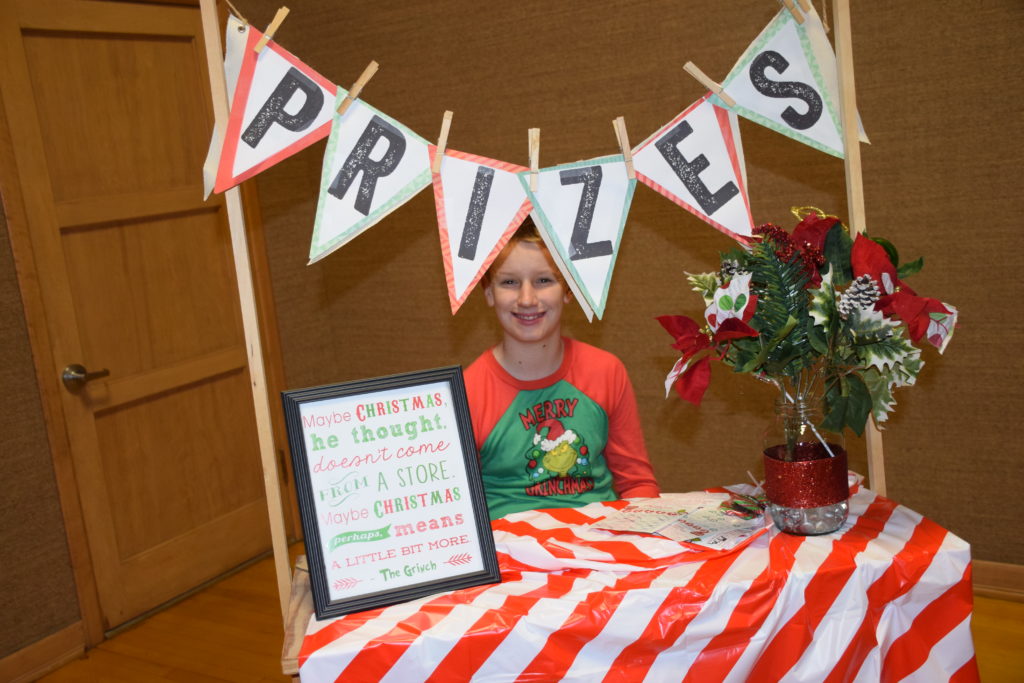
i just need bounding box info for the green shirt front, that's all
[480,379,615,519]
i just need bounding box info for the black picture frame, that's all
[282,366,501,620]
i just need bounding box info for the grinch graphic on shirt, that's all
[480,380,615,518]
[523,418,595,497]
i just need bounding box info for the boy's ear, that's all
[483,283,495,307]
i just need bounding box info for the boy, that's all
[464,219,660,519]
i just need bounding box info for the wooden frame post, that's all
[833,0,886,496]
[198,0,292,618]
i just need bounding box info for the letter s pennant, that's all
[308,92,431,264]
[518,155,636,321]
[210,18,337,194]
[633,94,754,242]
[714,7,856,158]
[431,150,532,314]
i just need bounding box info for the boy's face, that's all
[484,241,569,346]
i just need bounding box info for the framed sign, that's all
[282,366,501,620]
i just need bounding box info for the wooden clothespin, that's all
[528,128,540,191]
[613,116,635,180]
[432,111,453,173]
[683,61,736,108]
[254,7,289,53]
[796,0,813,12]
[337,61,380,116]
[781,0,806,24]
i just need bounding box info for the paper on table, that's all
[592,492,767,551]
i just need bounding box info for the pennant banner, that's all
[431,149,532,314]
[202,14,250,198]
[519,155,636,321]
[308,92,432,264]
[801,3,869,143]
[714,8,846,158]
[633,95,754,242]
[213,22,338,194]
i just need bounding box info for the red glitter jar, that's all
[762,399,849,535]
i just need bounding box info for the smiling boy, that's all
[464,219,660,520]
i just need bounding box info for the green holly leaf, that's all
[687,271,719,306]
[808,267,836,329]
[897,256,924,280]
[822,373,872,436]
[847,308,920,372]
[861,350,925,425]
[823,223,853,286]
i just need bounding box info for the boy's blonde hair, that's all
[481,218,562,288]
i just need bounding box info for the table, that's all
[286,477,979,682]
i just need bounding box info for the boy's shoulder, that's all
[568,338,625,369]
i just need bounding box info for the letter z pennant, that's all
[518,155,636,321]
[633,95,753,242]
[212,21,338,194]
[714,7,847,158]
[431,149,531,314]
[308,92,431,264]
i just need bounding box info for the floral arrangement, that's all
[658,208,957,435]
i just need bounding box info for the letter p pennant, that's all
[212,23,338,194]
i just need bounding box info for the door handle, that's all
[62,363,110,392]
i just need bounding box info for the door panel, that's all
[0,0,273,627]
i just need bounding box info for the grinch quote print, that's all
[284,368,499,618]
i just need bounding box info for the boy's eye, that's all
[500,278,518,287]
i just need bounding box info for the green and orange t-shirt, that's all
[464,338,660,519]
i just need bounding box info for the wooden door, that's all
[0,0,272,628]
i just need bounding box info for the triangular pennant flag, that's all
[518,155,636,321]
[633,94,754,242]
[801,3,869,143]
[713,8,846,158]
[203,14,251,198]
[430,149,531,314]
[308,92,431,264]
[212,22,338,194]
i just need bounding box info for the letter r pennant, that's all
[210,19,338,195]
[308,91,431,264]
[633,95,754,243]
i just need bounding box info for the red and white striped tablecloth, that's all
[297,478,979,682]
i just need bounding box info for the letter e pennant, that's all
[715,8,846,157]
[518,156,636,321]
[633,95,753,242]
[212,22,337,194]
[308,92,431,264]
[431,150,531,314]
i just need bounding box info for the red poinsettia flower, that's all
[657,314,758,405]
[850,235,956,346]
[755,215,829,287]
[791,211,835,253]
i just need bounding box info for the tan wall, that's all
[250,0,1023,564]
[0,207,80,657]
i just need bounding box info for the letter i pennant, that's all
[431,150,531,314]
[518,156,636,321]
[211,19,338,194]
[714,7,847,158]
[633,95,754,242]
[308,92,431,264]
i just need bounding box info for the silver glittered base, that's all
[768,500,849,535]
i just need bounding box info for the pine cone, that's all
[720,259,750,282]
[838,274,881,319]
